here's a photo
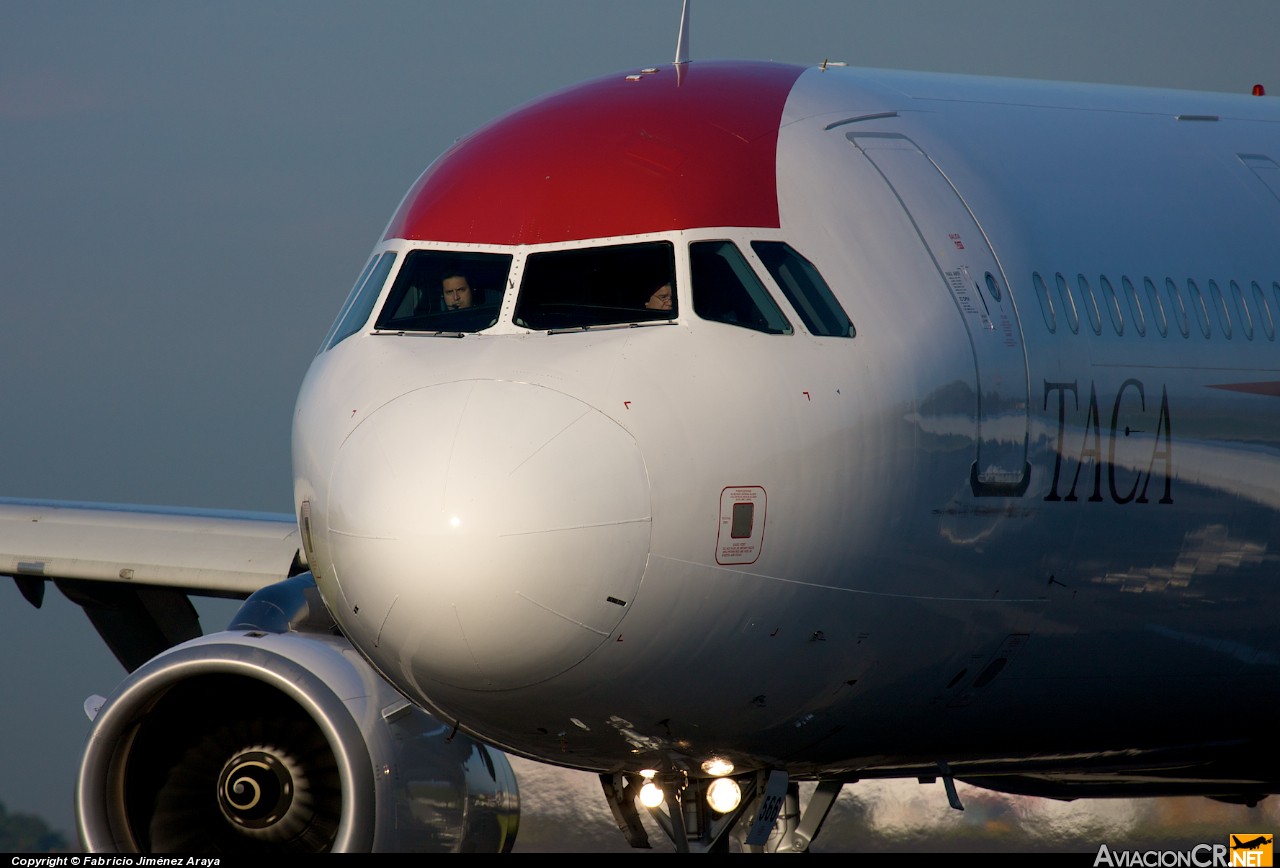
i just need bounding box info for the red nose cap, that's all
[384,61,805,246]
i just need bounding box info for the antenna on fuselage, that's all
[674,0,690,64]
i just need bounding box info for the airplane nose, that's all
[325,380,651,691]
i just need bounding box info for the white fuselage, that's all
[293,63,1280,786]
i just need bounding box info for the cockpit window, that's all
[323,251,397,351]
[690,241,792,335]
[515,242,676,331]
[751,242,855,338]
[375,250,513,334]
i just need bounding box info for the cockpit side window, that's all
[375,251,513,334]
[514,242,676,331]
[751,241,855,338]
[690,241,792,335]
[323,251,397,351]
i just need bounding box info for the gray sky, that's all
[3,0,1279,852]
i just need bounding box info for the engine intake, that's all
[76,628,519,853]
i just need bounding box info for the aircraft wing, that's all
[0,496,301,596]
[0,497,303,670]
[2,498,521,851]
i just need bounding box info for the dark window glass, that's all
[1144,277,1168,337]
[325,251,397,350]
[1165,278,1190,337]
[1122,276,1145,336]
[690,241,792,335]
[1077,273,1102,335]
[1231,281,1254,340]
[1055,272,1079,334]
[1273,282,1280,338]
[377,251,514,333]
[1099,275,1123,335]
[1253,281,1274,340]
[1033,272,1055,332]
[984,272,1003,303]
[1208,279,1232,338]
[752,241,854,337]
[1187,279,1212,338]
[514,242,675,331]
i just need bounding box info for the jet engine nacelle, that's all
[76,625,519,853]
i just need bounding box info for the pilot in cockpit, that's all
[644,281,674,312]
[441,273,475,310]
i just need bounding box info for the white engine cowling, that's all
[76,627,519,853]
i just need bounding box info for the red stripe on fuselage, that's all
[383,61,805,246]
[1209,381,1280,397]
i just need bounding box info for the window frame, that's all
[750,241,855,338]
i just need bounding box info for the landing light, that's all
[705,777,741,814]
[449,515,461,528]
[701,757,734,777]
[639,781,665,808]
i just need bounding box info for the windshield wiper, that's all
[545,320,676,335]
[371,329,467,339]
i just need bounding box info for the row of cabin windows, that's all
[322,240,854,350]
[1034,271,1280,341]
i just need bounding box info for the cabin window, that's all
[1187,279,1212,338]
[1273,282,1280,338]
[1076,274,1102,335]
[1165,278,1190,337]
[513,242,675,331]
[324,251,398,350]
[1207,280,1232,339]
[1033,272,1055,332]
[690,241,792,335]
[1144,277,1168,337]
[751,241,854,337]
[1230,281,1254,340]
[983,272,1003,303]
[1054,273,1079,334]
[1099,275,1124,335]
[1121,276,1145,337]
[376,250,513,333]
[1253,281,1274,340]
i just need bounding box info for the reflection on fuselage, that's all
[295,60,1280,813]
